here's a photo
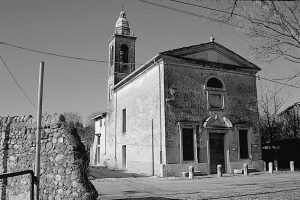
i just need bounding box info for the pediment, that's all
[183,49,240,66]
[161,42,261,71]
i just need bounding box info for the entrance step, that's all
[233,168,258,174]
[181,171,202,177]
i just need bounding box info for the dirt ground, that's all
[90,167,300,200]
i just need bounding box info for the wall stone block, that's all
[0,114,98,200]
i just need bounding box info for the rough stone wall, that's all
[0,114,97,200]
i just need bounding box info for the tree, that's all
[63,111,83,128]
[259,87,284,144]
[154,0,299,63]
[207,0,300,63]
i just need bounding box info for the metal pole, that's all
[152,119,154,176]
[35,62,44,200]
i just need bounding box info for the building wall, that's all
[103,62,166,175]
[163,57,261,175]
[0,115,97,200]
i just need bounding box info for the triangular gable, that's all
[160,42,261,71]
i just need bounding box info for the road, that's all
[91,169,300,200]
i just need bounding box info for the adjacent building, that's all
[94,10,263,176]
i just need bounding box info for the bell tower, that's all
[108,11,136,86]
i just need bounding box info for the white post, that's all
[268,162,273,174]
[35,62,44,200]
[243,163,248,175]
[217,165,222,177]
[263,161,266,172]
[189,166,194,179]
[290,161,294,171]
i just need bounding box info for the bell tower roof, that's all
[115,11,130,35]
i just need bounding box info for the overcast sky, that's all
[0,0,299,121]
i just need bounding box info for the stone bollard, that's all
[274,160,278,172]
[268,162,273,174]
[263,162,267,172]
[160,164,166,177]
[243,163,248,175]
[217,165,222,177]
[189,166,194,179]
[290,161,295,172]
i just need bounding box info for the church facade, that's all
[96,11,263,176]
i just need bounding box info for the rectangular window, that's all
[208,93,222,108]
[122,109,126,133]
[239,130,249,159]
[109,85,113,101]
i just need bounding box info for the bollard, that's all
[274,160,278,172]
[290,161,294,172]
[189,166,194,179]
[263,162,267,172]
[243,163,248,175]
[217,165,222,177]
[268,162,273,174]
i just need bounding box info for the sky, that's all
[0,0,299,122]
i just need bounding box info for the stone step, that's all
[181,171,202,177]
[233,168,258,174]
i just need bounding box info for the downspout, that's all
[158,63,162,164]
[114,91,118,162]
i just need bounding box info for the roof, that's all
[114,41,261,90]
[91,112,107,120]
[278,102,300,116]
[160,42,261,71]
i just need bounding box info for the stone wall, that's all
[0,114,98,200]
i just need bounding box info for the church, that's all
[91,10,263,176]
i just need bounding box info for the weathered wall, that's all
[163,56,261,166]
[103,62,166,175]
[0,114,97,200]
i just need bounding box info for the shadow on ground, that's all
[89,166,146,179]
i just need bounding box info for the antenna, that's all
[122,1,125,11]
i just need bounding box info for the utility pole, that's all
[35,62,44,200]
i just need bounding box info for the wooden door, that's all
[122,145,126,170]
[209,133,225,174]
[182,128,194,161]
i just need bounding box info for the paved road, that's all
[91,171,300,200]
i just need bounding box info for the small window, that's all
[239,130,249,159]
[109,85,113,101]
[122,109,126,133]
[110,45,114,66]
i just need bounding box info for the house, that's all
[95,10,263,176]
[278,102,300,139]
[90,112,106,166]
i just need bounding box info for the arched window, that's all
[120,44,129,64]
[119,44,129,73]
[205,77,226,110]
[110,45,114,66]
[207,78,223,89]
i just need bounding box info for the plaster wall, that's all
[163,57,261,170]
[103,63,166,176]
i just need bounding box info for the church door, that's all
[209,133,225,174]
